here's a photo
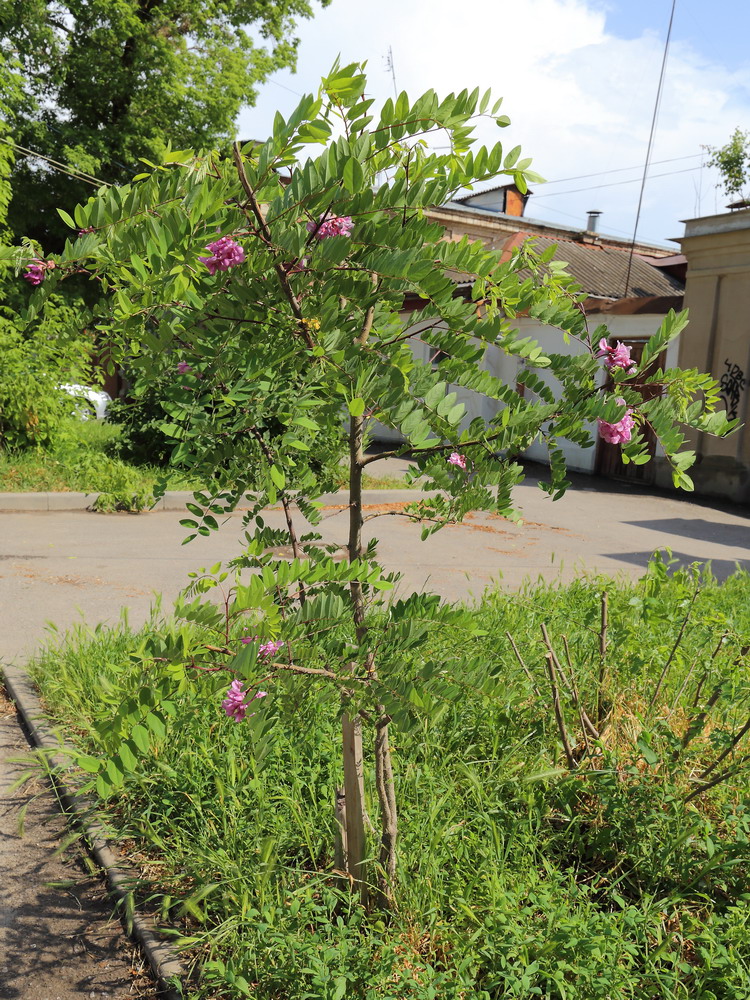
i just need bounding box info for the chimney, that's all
[586,210,602,232]
[504,185,529,218]
[455,183,531,216]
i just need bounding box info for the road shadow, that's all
[519,460,750,521]
[622,518,750,551]
[603,549,750,582]
[624,517,750,551]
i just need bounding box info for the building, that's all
[375,184,687,485]
[673,208,750,503]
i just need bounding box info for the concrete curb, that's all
[1,662,185,999]
[0,488,435,512]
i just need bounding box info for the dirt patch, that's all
[8,565,149,598]
[320,501,416,514]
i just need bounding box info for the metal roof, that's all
[438,199,676,253]
[510,234,684,300]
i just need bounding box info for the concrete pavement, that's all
[1,471,748,664]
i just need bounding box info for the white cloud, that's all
[239,0,750,245]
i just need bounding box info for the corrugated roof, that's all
[509,234,684,300]
[437,199,676,253]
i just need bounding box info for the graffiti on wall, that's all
[719,359,746,421]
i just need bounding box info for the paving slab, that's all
[0,691,156,1000]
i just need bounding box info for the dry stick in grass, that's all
[596,590,608,727]
[685,752,750,803]
[699,712,750,781]
[667,632,727,720]
[696,646,750,778]
[562,634,601,749]
[505,631,542,698]
[544,651,576,770]
[374,711,398,908]
[692,671,708,709]
[562,636,590,757]
[648,588,701,713]
[541,624,600,743]
[679,683,723,755]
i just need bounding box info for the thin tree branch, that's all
[649,588,700,712]
[545,652,576,770]
[232,142,316,351]
[505,631,542,698]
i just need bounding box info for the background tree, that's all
[0,0,327,249]
[705,127,750,203]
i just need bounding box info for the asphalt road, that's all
[1,471,748,664]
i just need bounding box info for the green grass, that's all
[0,419,201,506]
[23,560,750,999]
[0,424,415,503]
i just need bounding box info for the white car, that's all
[59,383,112,420]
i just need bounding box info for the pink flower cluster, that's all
[240,633,284,660]
[199,236,246,274]
[306,215,354,240]
[222,680,267,722]
[23,259,55,286]
[598,397,635,445]
[596,338,636,373]
[448,452,467,470]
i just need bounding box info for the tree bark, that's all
[374,713,398,908]
[341,411,371,900]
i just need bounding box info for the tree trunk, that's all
[341,411,371,900]
[374,714,398,908]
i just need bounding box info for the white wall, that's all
[370,310,679,474]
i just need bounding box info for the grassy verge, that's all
[0,424,413,504]
[26,561,750,998]
[0,419,201,507]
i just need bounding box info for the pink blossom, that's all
[259,639,284,659]
[199,235,246,275]
[306,215,354,240]
[598,398,635,445]
[596,338,636,373]
[176,361,192,374]
[221,680,268,722]
[448,452,467,470]
[222,680,249,721]
[23,258,53,285]
[24,265,45,286]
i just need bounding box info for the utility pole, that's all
[385,46,398,98]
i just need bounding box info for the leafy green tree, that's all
[0,0,326,248]
[705,127,750,202]
[8,64,735,908]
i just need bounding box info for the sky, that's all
[237,0,750,249]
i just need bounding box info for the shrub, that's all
[105,371,175,466]
[0,292,93,450]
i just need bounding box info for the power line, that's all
[624,0,678,296]
[543,152,703,185]
[532,164,703,200]
[2,137,108,187]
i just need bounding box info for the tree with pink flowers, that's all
[6,63,736,909]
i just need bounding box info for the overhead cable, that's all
[1,137,108,187]
[624,0,678,296]
[532,164,703,200]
